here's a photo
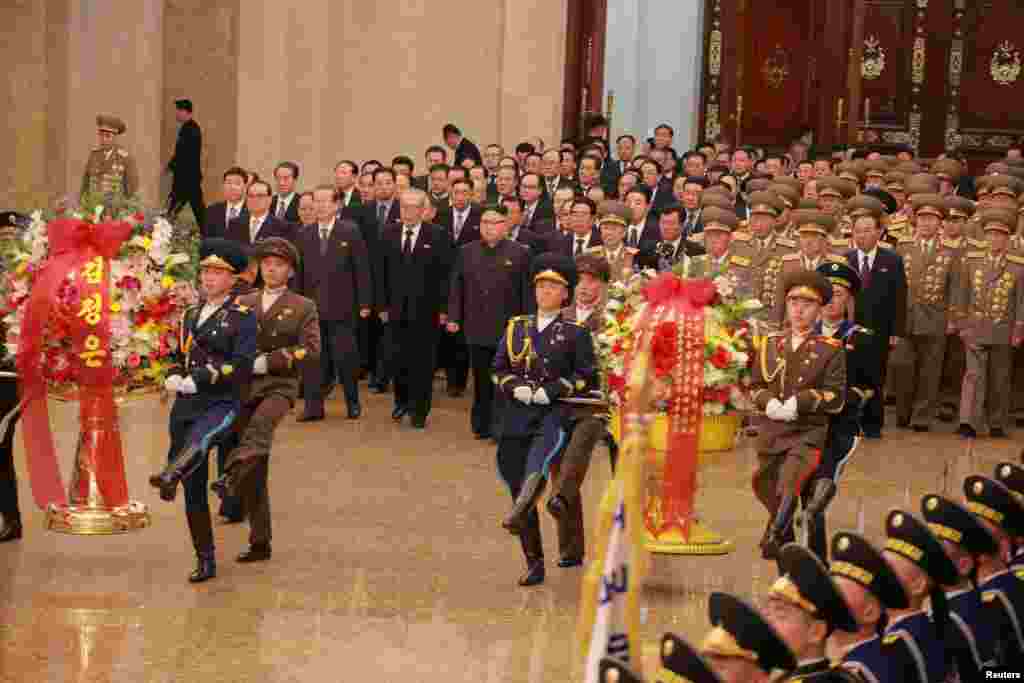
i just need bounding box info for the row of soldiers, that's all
[600,463,1024,683]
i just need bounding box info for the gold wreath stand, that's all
[43,387,152,535]
[611,412,739,555]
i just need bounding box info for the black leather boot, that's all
[190,552,217,583]
[186,507,216,583]
[518,517,545,587]
[503,473,547,535]
[760,493,799,560]
[0,517,22,543]
[236,543,272,563]
[150,444,206,502]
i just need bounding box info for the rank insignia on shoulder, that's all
[1007,254,1024,265]
[781,253,800,262]
[966,251,986,259]
[898,236,915,244]
[777,238,796,248]
[982,591,996,603]
[221,364,234,376]
[730,254,751,266]
[293,348,307,360]
[586,246,604,254]
[882,634,898,645]
[818,336,842,348]
[688,233,706,243]
[235,304,251,313]
[967,238,988,248]
[1015,569,1024,581]
[825,254,847,262]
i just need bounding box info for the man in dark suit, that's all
[503,196,543,255]
[623,186,662,249]
[166,99,206,228]
[844,195,908,438]
[636,203,707,271]
[539,149,571,197]
[333,160,362,209]
[295,186,372,421]
[203,166,249,240]
[223,180,293,247]
[518,173,554,230]
[362,168,402,393]
[376,189,454,428]
[413,145,447,191]
[447,203,532,439]
[546,197,602,258]
[436,178,481,395]
[443,123,483,168]
[268,162,301,223]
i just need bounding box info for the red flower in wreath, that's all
[709,346,731,370]
[651,321,679,378]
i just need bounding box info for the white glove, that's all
[164,375,183,393]
[179,376,198,395]
[513,385,533,405]
[779,395,799,422]
[253,354,268,375]
[765,398,783,420]
[532,387,551,405]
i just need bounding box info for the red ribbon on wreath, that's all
[16,218,133,509]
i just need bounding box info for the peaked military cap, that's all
[977,174,1022,199]
[782,269,832,305]
[911,194,947,219]
[599,657,644,683]
[834,161,864,184]
[817,261,861,295]
[978,207,1017,234]
[921,493,999,557]
[773,544,858,632]
[846,194,885,219]
[768,183,801,209]
[931,158,963,182]
[883,509,959,587]
[704,592,796,674]
[700,190,736,211]
[701,206,739,233]
[905,173,941,197]
[884,170,907,191]
[791,209,835,236]
[174,99,193,112]
[797,198,821,210]
[944,196,976,219]
[199,238,248,273]
[96,114,126,135]
[771,175,803,193]
[575,252,611,282]
[659,633,721,683]
[830,532,909,609]
[964,475,1024,537]
[817,176,857,199]
[894,160,924,175]
[748,191,784,216]
[864,159,890,178]
[861,187,898,214]
[746,177,773,193]
[532,252,576,291]
[252,236,300,269]
[994,462,1024,508]
[597,200,632,227]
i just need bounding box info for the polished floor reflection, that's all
[0,390,1018,681]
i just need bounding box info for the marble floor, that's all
[0,386,1019,682]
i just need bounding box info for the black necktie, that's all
[320,225,330,256]
[403,227,413,258]
[627,228,637,248]
[575,238,584,256]
[378,204,387,224]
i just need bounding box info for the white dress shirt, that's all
[857,247,878,273]
[402,223,422,251]
[249,214,267,242]
[261,285,287,312]
[197,296,229,327]
[226,201,244,221]
[537,311,557,332]
[275,193,295,217]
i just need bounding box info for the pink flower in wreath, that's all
[126,353,142,369]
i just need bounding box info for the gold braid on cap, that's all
[966,501,1004,525]
[700,626,758,662]
[599,214,628,227]
[769,576,819,615]
[786,285,823,303]
[533,269,568,286]
[199,254,237,273]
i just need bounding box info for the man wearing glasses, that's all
[225,180,292,247]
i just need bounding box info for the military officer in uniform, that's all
[879,509,958,683]
[737,191,795,314]
[889,194,961,431]
[751,271,846,561]
[953,207,1024,438]
[816,177,857,242]
[962,475,1024,664]
[687,207,754,296]
[148,239,258,583]
[656,633,721,683]
[699,592,796,682]
[829,532,910,683]
[921,493,999,678]
[597,658,644,683]
[768,181,802,240]
[588,201,638,283]
[211,238,320,564]
[492,254,596,587]
[993,462,1024,572]
[774,210,844,322]
[80,115,139,202]
[760,544,862,682]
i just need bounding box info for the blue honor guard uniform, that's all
[148,239,258,584]
[994,462,1024,574]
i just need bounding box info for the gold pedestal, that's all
[46,502,150,535]
[615,412,739,556]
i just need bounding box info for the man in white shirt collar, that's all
[272,161,299,219]
[245,180,273,243]
[623,186,652,248]
[221,168,247,223]
[567,197,598,256]
[333,160,359,208]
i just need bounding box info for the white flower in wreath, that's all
[713,273,737,299]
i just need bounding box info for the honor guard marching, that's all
[148,239,258,583]
[211,238,320,564]
[993,462,1024,572]
[492,254,597,586]
[829,532,910,683]
[761,544,862,682]
[751,271,846,561]
[80,115,139,202]
[952,207,1024,439]
[962,475,1024,665]
[699,592,796,682]
[889,194,962,432]
[920,493,999,678]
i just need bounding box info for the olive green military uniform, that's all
[80,115,139,201]
[686,207,754,297]
[773,209,845,322]
[736,191,797,312]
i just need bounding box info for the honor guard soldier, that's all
[699,592,796,683]
[657,633,723,683]
[921,493,999,677]
[952,207,1024,438]
[962,475,1024,664]
[687,207,753,295]
[80,115,139,202]
[492,254,597,587]
[598,657,644,683]
[751,271,846,561]
[889,194,961,432]
[211,238,320,564]
[148,238,258,583]
[774,210,845,322]
[738,191,795,313]
[761,544,862,682]
[994,462,1024,572]
[829,532,910,683]
[879,510,958,683]
[588,200,638,283]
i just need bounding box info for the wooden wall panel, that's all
[859,0,911,128]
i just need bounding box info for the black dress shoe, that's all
[863,431,882,440]
[911,424,930,433]
[392,405,408,421]
[473,431,491,440]
[518,560,545,587]
[189,555,217,583]
[0,521,23,543]
[957,423,977,439]
[347,402,362,419]
[897,418,911,429]
[990,427,1008,439]
[557,556,584,568]
[296,412,324,423]
[236,545,272,563]
[411,416,427,429]
[447,386,465,398]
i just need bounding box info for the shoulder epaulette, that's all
[781,252,801,262]
[941,238,960,249]
[732,232,752,242]
[1007,254,1024,265]
[889,214,909,224]
[561,318,586,328]
[509,314,532,322]
[966,251,986,259]
[825,254,847,263]
[968,238,989,248]
[830,237,850,247]
[585,245,605,255]
[116,148,128,158]
[878,240,894,250]
[898,236,916,244]
[691,253,708,261]
[730,254,751,266]
[688,233,706,242]
[776,237,796,248]
[234,303,252,314]
[982,590,996,603]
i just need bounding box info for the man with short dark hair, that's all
[167,99,206,227]
[427,163,451,207]
[225,180,292,246]
[391,155,414,179]
[333,160,361,208]
[269,162,301,223]
[204,167,249,239]
[413,145,447,190]
[653,123,674,150]
[613,134,636,174]
[443,123,483,167]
